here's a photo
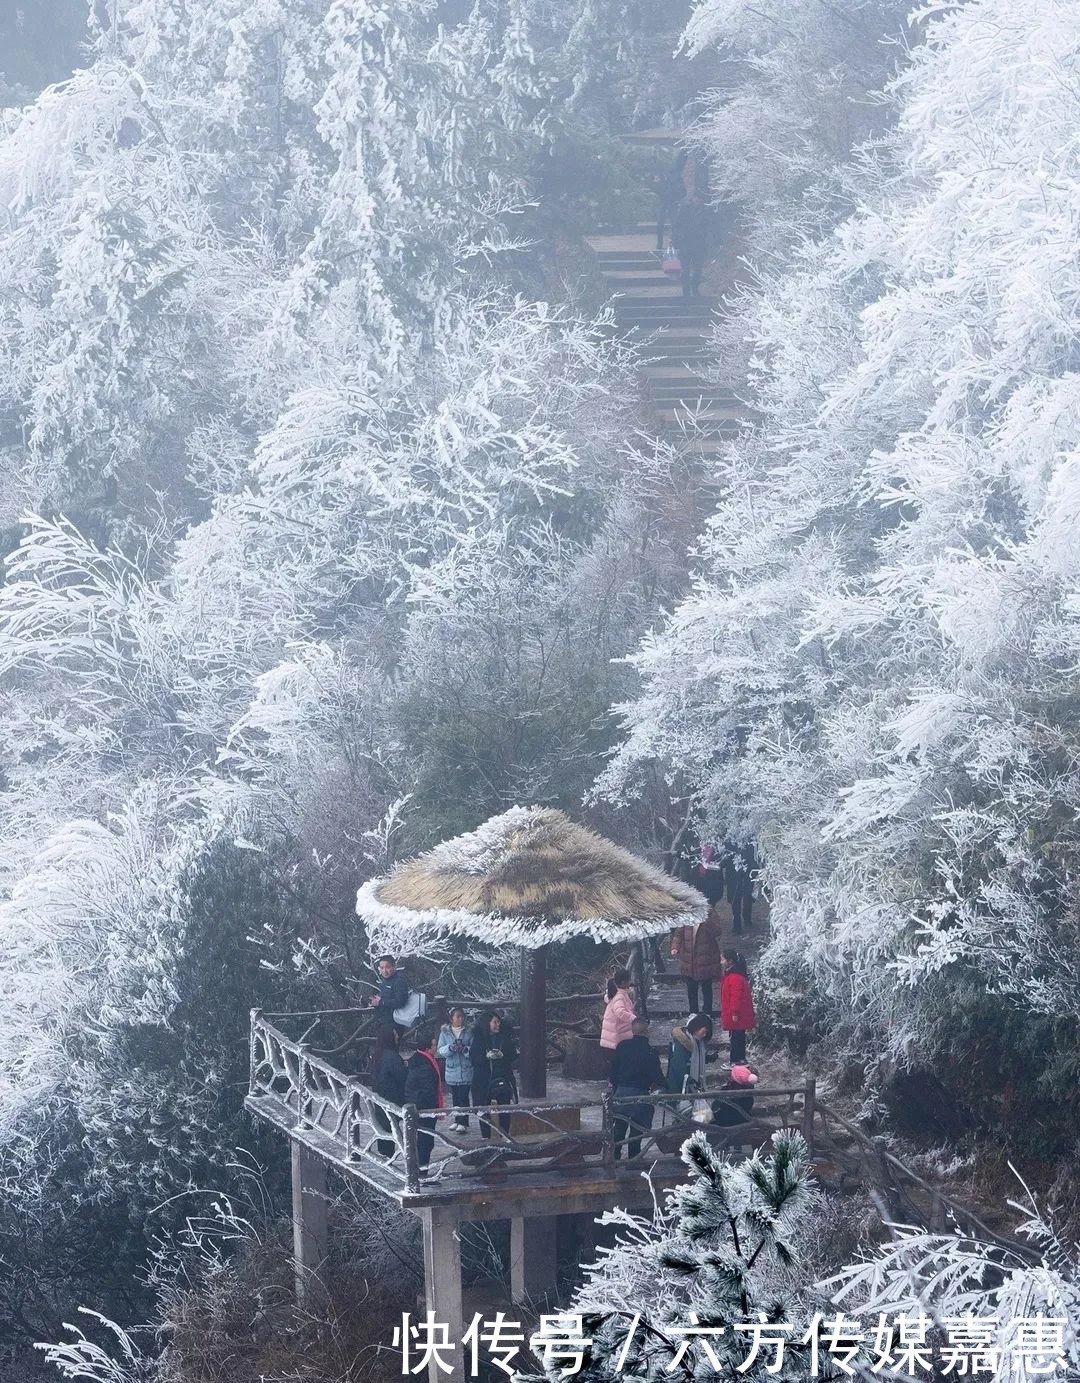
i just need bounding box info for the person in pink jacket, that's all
[600,967,636,1051]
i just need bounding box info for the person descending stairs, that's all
[584,131,754,466]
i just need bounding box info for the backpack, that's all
[393,990,429,1028]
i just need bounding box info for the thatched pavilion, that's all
[356,805,706,1096]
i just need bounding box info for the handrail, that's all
[251,1010,1037,1246]
[261,992,603,1023]
[250,1005,811,1190]
[811,1102,1039,1263]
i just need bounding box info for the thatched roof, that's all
[356,806,707,949]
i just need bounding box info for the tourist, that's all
[711,1063,758,1126]
[370,1026,407,1159]
[673,190,709,300]
[404,1024,444,1172]
[693,841,727,910]
[470,1011,518,1140]
[724,840,758,935]
[600,967,636,1052]
[656,150,688,252]
[368,954,410,1030]
[720,949,756,1064]
[437,1006,474,1130]
[610,1017,665,1159]
[667,1012,713,1094]
[669,906,724,1019]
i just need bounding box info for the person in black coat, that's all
[610,1018,665,1159]
[656,151,688,251]
[673,191,709,300]
[404,1025,444,1171]
[470,1011,518,1140]
[370,1026,407,1158]
[723,841,758,935]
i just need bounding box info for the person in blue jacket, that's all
[437,1007,474,1130]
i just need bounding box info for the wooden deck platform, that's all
[247,1010,805,1214]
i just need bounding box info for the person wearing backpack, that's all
[720,949,756,1064]
[368,954,410,1033]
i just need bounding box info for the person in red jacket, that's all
[719,949,755,1064]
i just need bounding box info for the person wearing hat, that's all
[666,1012,713,1094]
[711,1064,758,1126]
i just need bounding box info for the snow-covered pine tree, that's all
[535,1130,822,1381]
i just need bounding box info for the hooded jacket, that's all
[404,1049,444,1111]
[600,987,636,1051]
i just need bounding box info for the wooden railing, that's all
[257,993,604,1063]
[248,1009,812,1194]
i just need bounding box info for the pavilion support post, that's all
[421,1209,464,1383]
[519,944,547,1098]
[510,1214,558,1305]
[291,1140,329,1307]
[630,941,649,1020]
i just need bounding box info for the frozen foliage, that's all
[604,0,1080,1070]
[0,13,699,1354]
[682,0,914,259]
[538,1130,822,1381]
[825,1179,1080,1383]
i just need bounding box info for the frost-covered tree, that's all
[603,0,1080,1123]
[539,1131,823,1381]
[681,0,914,260]
[0,0,700,1353]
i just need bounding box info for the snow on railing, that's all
[249,1008,814,1195]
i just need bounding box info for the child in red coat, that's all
[720,949,755,1064]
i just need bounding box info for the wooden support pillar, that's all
[421,1209,464,1383]
[510,1215,558,1305]
[802,1076,817,1149]
[519,944,547,1098]
[291,1140,329,1305]
[630,941,648,1020]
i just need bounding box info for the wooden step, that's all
[585,233,657,255]
[646,382,741,403]
[603,272,674,289]
[623,128,684,147]
[595,257,661,272]
[615,287,699,304]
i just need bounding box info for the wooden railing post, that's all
[298,1048,311,1130]
[601,1088,615,1170]
[249,1008,263,1097]
[403,1104,421,1191]
[802,1076,816,1148]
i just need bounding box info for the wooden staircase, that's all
[585,217,755,454]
